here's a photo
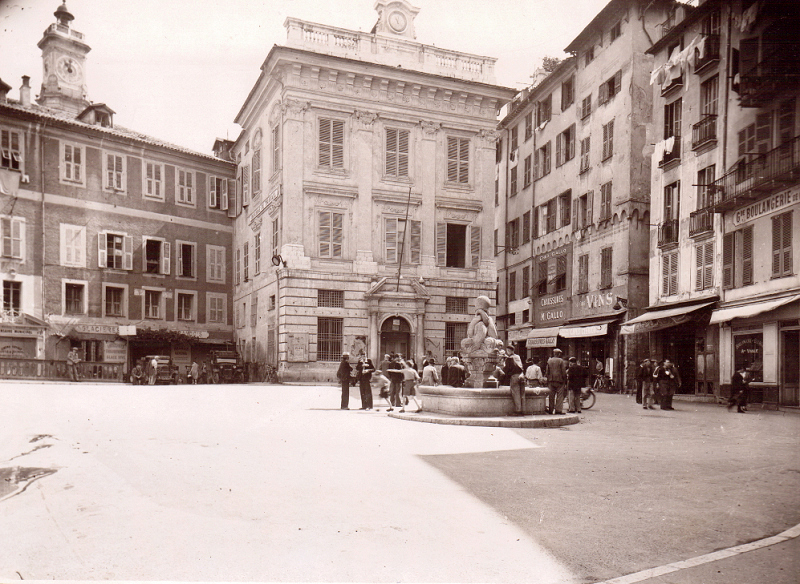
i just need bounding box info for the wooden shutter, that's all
[572,196,579,232]
[739,37,759,76]
[331,212,343,257]
[385,218,397,263]
[742,225,753,285]
[332,120,344,168]
[703,241,713,290]
[398,130,409,177]
[722,232,734,288]
[386,129,397,176]
[319,118,331,167]
[598,81,608,105]
[532,206,539,239]
[410,220,421,264]
[586,190,594,224]
[436,222,447,266]
[123,236,133,270]
[209,177,217,208]
[221,179,230,211]
[755,112,772,153]
[161,241,171,275]
[613,70,622,96]
[782,212,792,276]
[319,211,331,257]
[470,225,481,268]
[662,252,670,296]
[177,243,184,277]
[556,132,563,166]
[97,233,107,268]
[696,243,705,291]
[242,165,250,207]
[773,213,793,277]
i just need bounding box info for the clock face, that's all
[388,10,407,33]
[56,56,82,84]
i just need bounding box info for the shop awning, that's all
[526,326,560,348]
[708,294,800,325]
[559,318,619,338]
[620,301,715,335]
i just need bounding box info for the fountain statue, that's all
[460,295,505,388]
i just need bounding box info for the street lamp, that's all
[496,246,520,255]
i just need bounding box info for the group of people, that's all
[635,358,681,410]
[337,352,428,413]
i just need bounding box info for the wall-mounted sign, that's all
[573,285,626,320]
[287,333,308,362]
[732,185,799,226]
[103,340,127,363]
[75,323,119,335]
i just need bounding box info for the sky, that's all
[0,0,612,154]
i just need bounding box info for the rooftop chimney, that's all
[20,76,31,107]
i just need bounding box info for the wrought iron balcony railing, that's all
[710,134,800,212]
[689,208,714,237]
[659,136,681,167]
[694,34,720,73]
[692,115,717,150]
[740,51,800,108]
[658,219,679,247]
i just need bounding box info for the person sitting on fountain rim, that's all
[504,345,525,416]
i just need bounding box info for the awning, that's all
[559,318,619,338]
[620,301,715,335]
[526,326,560,348]
[708,294,800,325]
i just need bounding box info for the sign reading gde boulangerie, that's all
[732,185,799,226]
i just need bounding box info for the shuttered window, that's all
[385,218,421,264]
[523,154,532,187]
[722,232,735,289]
[741,225,753,286]
[695,241,714,291]
[318,211,344,258]
[602,120,614,160]
[0,129,21,171]
[386,128,410,177]
[319,118,344,169]
[447,136,469,183]
[772,211,793,278]
[104,153,125,191]
[578,254,589,294]
[521,266,530,298]
[600,182,612,221]
[508,271,517,302]
[522,211,531,244]
[600,247,613,289]
[580,137,591,173]
[662,251,678,296]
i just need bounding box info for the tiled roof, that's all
[0,98,234,165]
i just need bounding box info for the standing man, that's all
[504,345,525,415]
[545,348,568,415]
[190,361,199,385]
[387,354,405,409]
[525,359,544,387]
[566,356,587,413]
[639,359,655,410]
[66,347,81,382]
[356,356,375,411]
[148,356,158,385]
[728,365,751,413]
[654,358,680,410]
[336,352,352,410]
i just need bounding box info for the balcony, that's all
[659,136,681,168]
[658,219,679,248]
[710,135,800,212]
[689,209,714,237]
[739,52,800,108]
[692,115,717,150]
[694,34,720,74]
[661,74,683,96]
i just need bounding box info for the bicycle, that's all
[592,374,613,392]
[563,387,596,410]
[261,364,278,384]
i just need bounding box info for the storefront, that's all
[0,313,47,359]
[530,244,572,366]
[525,326,562,367]
[711,294,800,407]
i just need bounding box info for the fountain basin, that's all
[417,385,549,417]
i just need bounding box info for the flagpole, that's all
[396,186,413,291]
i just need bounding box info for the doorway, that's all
[782,329,799,406]
[380,316,411,359]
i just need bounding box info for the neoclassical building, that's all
[230,1,514,381]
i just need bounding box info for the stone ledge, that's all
[388,410,580,428]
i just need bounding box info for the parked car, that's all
[144,355,180,385]
[210,350,245,384]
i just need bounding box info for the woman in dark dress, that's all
[357,357,375,410]
[337,353,352,410]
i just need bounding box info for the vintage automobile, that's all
[143,355,180,385]
[209,350,245,384]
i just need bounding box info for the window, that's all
[602,120,614,160]
[522,211,531,244]
[385,218,421,264]
[445,323,467,354]
[104,285,125,317]
[319,118,344,169]
[723,226,753,289]
[386,128,410,177]
[177,242,196,278]
[697,165,716,209]
[695,241,714,291]
[554,255,567,292]
[243,242,249,281]
[578,254,589,294]
[508,271,517,302]
[144,162,164,200]
[207,293,227,323]
[575,191,593,230]
[3,280,20,315]
[561,76,575,110]
[663,99,682,164]
[524,112,533,141]
[600,182,612,221]
[610,21,621,43]
[496,138,503,164]
[523,155,532,187]
[319,211,344,259]
[65,283,84,314]
[99,232,132,270]
[272,216,280,258]
[535,141,551,179]
[510,166,518,196]
[600,247,613,289]
[700,76,719,117]
[103,153,125,192]
[580,95,592,120]
[510,126,518,152]
[546,198,557,233]
[177,169,194,205]
[436,222,480,268]
[176,292,195,321]
[447,136,470,184]
[664,181,680,221]
[495,179,499,206]
[252,150,261,196]
[1,217,23,259]
[532,207,539,239]
[662,251,678,296]
[521,266,530,299]
[272,125,280,173]
[61,142,83,184]
[317,317,343,361]
[506,218,520,250]
[1,129,22,171]
[208,176,228,210]
[319,289,345,308]
[556,124,576,166]
[144,289,162,319]
[250,295,258,327]
[144,238,170,275]
[772,211,793,278]
[494,229,499,255]
[585,46,595,66]
[537,260,548,296]
[60,224,85,267]
[559,191,571,228]
[254,234,261,275]
[207,245,226,283]
[537,94,552,126]
[599,70,622,105]
[580,137,591,173]
[235,247,240,286]
[269,295,276,311]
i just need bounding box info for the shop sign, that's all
[172,346,191,367]
[733,185,800,226]
[574,285,626,319]
[177,330,210,339]
[508,328,530,342]
[74,323,119,335]
[526,335,558,348]
[733,333,763,382]
[118,325,137,336]
[0,343,29,358]
[0,325,42,337]
[621,314,693,335]
[103,340,127,363]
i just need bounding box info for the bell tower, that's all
[37,1,91,115]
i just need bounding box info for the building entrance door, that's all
[782,329,800,406]
[380,316,411,359]
[664,327,695,394]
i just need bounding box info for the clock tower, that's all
[373,0,420,40]
[37,1,91,115]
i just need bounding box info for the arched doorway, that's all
[380,316,411,358]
